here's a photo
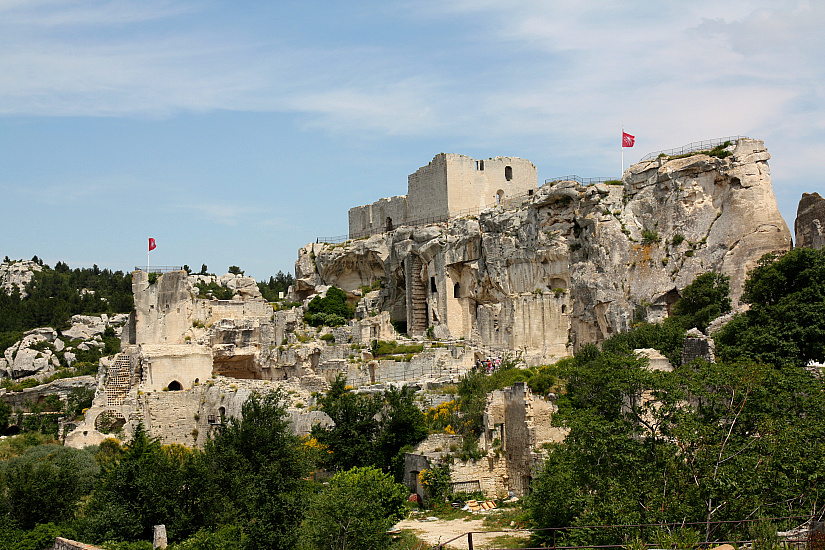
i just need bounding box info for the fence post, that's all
[467,532,473,550]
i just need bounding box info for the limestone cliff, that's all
[295,139,791,361]
[795,192,825,249]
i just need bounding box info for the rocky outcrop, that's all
[0,314,128,380]
[795,192,825,249]
[0,375,97,410]
[296,139,791,359]
[0,260,42,297]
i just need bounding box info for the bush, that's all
[642,229,660,244]
[304,287,354,327]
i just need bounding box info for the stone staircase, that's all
[105,353,132,407]
[410,256,428,334]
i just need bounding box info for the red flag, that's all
[622,131,635,148]
[149,238,156,251]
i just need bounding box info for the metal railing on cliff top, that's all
[639,135,749,162]
[134,266,183,273]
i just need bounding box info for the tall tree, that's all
[300,466,407,550]
[716,247,825,368]
[201,390,313,550]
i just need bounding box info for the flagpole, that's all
[621,126,624,176]
[147,238,150,273]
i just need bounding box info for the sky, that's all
[1,0,823,281]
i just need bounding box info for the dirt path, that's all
[395,517,530,549]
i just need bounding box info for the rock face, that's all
[795,192,825,249]
[0,315,128,381]
[295,139,792,361]
[0,260,42,297]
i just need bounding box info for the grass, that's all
[484,534,532,548]
[391,530,429,550]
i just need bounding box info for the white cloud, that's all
[181,202,269,226]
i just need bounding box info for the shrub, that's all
[642,229,660,244]
[304,287,354,327]
[671,233,685,246]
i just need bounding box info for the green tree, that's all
[0,401,10,432]
[525,343,825,547]
[82,425,201,543]
[1,445,100,529]
[200,390,313,550]
[671,272,731,332]
[311,375,381,471]
[300,466,407,550]
[716,248,825,368]
[375,386,428,481]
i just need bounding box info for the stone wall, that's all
[141,344,213,392]
[51,538,104,550]
[348,154,537,237]
[407,153,450,224]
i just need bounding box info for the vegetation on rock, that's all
[304,286,354,327]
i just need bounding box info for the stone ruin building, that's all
[349,153,538,237]
[299,139,791,364]
[54,138,796,498]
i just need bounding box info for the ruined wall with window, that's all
[348,153,537,237]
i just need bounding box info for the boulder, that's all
[217,273,263,300]
[63,315,106,340]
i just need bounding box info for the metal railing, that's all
[431,515,819,550]
[639,136,748,162]
[544,176,618,186]
[134,266,184,273]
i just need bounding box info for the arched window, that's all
[167,380,182,391]
[505,165,513,181]
[496,190,504,205]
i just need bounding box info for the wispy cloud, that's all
[180,202,269,226]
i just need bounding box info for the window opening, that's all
[505,165,513,181]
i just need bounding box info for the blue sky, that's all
[1,0,822,281]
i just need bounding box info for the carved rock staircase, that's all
[105,353,132,407]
